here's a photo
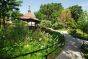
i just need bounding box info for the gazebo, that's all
[20,10,39,29]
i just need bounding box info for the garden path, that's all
[52,30,85,59]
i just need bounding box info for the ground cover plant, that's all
[0,20,65,59]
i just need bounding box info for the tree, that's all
[34,11,46,21]
[77,11,88,33]
[58,9,77,29]
[69,5,83,22]
[35,3,63,23]
[39,20,52,28]
[0,0,22,28]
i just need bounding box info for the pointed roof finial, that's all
[28,10,31,12]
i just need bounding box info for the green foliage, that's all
[10,10,22,20]
[52,22,64,29]
[35,3,63,23]
[35,3,64,29]
[7,20,28,41]
[35,11,46,21]
[39,20,52,28]
[0,23,65,59]
[80,42,88,59]
[68,29,77,37]
[0,20,29,58]
[58,9,77,29]
[68,29,88,40]
[0,0,22,28]
[69,5,83,22]
[77,11,88,33]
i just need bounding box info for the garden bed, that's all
[0,25,65,59]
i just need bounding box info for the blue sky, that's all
[19,0,88,14]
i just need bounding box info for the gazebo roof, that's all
[20,10,38,21]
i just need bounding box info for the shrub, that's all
[52,22,64,30]
[0,21,65,59]
[39,20,52,28]
[68,29,88,40]
[77,11,88,34]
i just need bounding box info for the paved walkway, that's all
[55,31,85,59]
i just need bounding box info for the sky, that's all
[19,0,88,14]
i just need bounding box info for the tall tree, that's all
[58,9,77,28]
[69,5,83,22]
[0,0,22,28]
[35,3,63,23]
[77,11,88,33]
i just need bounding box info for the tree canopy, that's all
[77,11,88,33]
[0,0,22,28]
[35,3,63,23]
[35,3,63,28]
[58,9,77,29]
[69,5,83,22]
